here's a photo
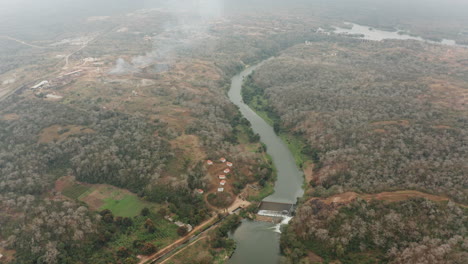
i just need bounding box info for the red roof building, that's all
[223,169,230,174]
[206,160,213,165]
[226,162,233,167]
[218,175,226,180]
[220,157,226,163]
[195,189,204,194]
[220,180,226,186]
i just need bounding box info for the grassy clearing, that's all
[62,184,92,200]
[38,125,94,143]
[236,124,251,144]
[99,193,155,218]
[249,97,275,126]
[280,133,310,168]
[66,184,160,217]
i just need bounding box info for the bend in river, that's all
[226,61,304,264]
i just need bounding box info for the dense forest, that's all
[245,38,468,203]
[0,96,174,262]
[282,198,467,263]
[244,35,468,263]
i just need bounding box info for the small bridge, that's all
[257,201,295,217]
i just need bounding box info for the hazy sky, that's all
[1,0,467,38]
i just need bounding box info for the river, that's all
[334,22,468,48]
[224,21,467,264]
[226,61,304,264]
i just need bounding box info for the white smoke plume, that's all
[109,58,138,75]
[110,0,224,74]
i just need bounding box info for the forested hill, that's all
[246,39,468,203]
[244,37,468,263]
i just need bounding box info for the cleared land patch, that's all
[62,184,93,200]
[81,185,157,217]
[38,124,94,143]
[1,113,20,120]
[55,177,158,217]
[99,194,152,217]
[371,120,410,126]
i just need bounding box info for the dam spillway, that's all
[257,201,295,217]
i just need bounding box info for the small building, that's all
[226,162,233,167]
[31,80,49,89]
[220,157,226,163]
[217,188,224,192]
[223,169,230,174]
[195,189,204,194]
[206,160,213,165]
[186,224,193,232]
[220,180,226,186]
[218,175,226,180]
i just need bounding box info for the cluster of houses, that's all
[194,157,234,194]
[213,157,233,192]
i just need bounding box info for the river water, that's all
[224,21,467,264]
[226,61,304,264]
[225,20,466,263]
[334,22,468,48]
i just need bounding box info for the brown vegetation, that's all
[38,124,94,143]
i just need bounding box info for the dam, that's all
[257,201,295,218]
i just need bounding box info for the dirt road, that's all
[0,35,45,49]
[139,197,251,264]
[159,236,209,264]
[138,215,217,264]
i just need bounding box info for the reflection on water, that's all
[334,22,468,48]
[228,62,304,205]
[228,220,281,264]
[226,60,304,264]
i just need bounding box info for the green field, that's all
[280,133,310,168]
[62,184,93,199]
[99,194,155,217]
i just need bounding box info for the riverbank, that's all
[226,60,305,263]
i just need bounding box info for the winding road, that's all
[0,35,45,49]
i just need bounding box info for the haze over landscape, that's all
[0,1,467,264]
